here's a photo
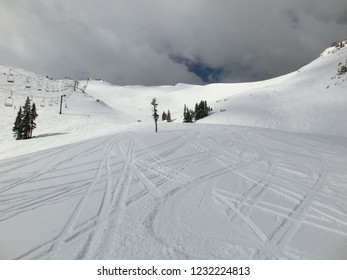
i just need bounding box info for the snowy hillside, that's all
[0,41,347,260]
[0,66,143,160]
[85,41,347,136]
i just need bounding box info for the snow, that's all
[0,41,347,259]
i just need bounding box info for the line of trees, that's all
[13,97,38,140]
[183,100,211,123]
[161,110,172,122]
[151,98,212,132]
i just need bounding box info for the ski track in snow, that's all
[0,124,347,259]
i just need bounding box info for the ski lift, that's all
[7,69,14,83]
[25,78,31,89]
[4,91,14,107]
[40,98,45,107]
[49,98,53,106]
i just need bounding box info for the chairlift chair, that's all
[25,78,31,89]
[7,69,14,83]
[4,91,14,107]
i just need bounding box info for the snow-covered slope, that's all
[1,124,347,260]
[0,41,347,260]
[85,41,347,136]
[1,41,346,160]
[0,66,144,160]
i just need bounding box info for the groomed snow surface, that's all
[0,42,347,259]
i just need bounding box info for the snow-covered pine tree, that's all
[13,106,23,140]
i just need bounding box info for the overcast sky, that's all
[1,0,346,85]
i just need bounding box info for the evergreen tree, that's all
[185,109,193,122]
[194,103,199,120]
[30,103,38,138]
[194,100,211,121]
[151,98,159,132]
[22,110,31,139]
[188,109,194,122]
[12,97,38,140]
[23,96,31,112]
[13,106,23,140]
[183,104,194,123]
[22,97,32,139]
[162,111,167,121]
[167,110,171,122]
[183,104,187,121]
[183,105,188,122]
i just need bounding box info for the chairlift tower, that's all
[74,81,79,91]
[59,94,66,114]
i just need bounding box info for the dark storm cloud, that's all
[0,0,346,85]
